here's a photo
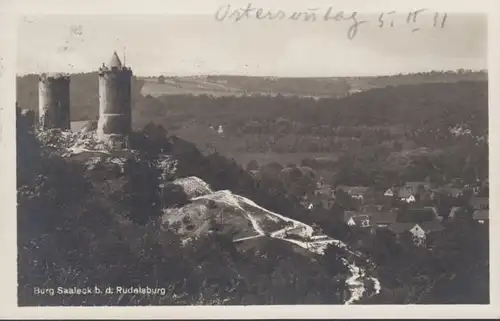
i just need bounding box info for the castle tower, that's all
[97,51,133,141]
[38,73,70,130]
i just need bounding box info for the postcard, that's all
[0,0,498,319]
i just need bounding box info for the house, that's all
[423,206,439,217]
[347,214,371,228]
[409,220,444,245]
[418,220,445,234]
[338,186,370,202]
[473,209,489,224]
[344,211,356,225]
[344,211,372,228]
[315,185,334,198]
[383,188,396,197]
[388,220,443,245]
[432,187,463,199]
[360,204,384,213]
[396,181,433,202]
[398,188,416,203]
[309,189,335,210]
[404,181,432,194]
[445,187,463,198]
[397,207,438,223]
[371,210,399,228]
[469,197,489,210]
[405,195,416,203]
[388,222,415,236]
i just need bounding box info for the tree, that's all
[16,108,42,187]
[121,159,162,225]
[333,188,354,210]
[246,159,259,171]
[259,162,285,188]
[160,183,190,208]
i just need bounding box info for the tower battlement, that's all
[39,72,71,82]
[98,66,132,74]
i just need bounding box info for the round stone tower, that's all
[97,51,133,143]
[38,73,71,130]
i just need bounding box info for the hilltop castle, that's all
[36,51,133,148]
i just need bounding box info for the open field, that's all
[223,152,340,168]
[169,123,342,167]
[140,78,334,99]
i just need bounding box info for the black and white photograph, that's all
[1,0,499,317]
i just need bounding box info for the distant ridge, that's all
[16,71,488,124]
[139,70,487,99]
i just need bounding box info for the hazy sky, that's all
[17,11,487,77]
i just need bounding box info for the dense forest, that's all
[138,81,488,188]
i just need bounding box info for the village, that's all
[305,178,489,246]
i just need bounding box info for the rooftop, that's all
[473,209,489,220]
[434,186,463,197]
[404,181,432,191]
[350,215,371,226]
[398,188,414,198]
[417,220,444,233]
[372,210,399,224]
[469,197,489,209]
[108,51,122,69]
[422,206,438,216]
[343,211,359,222]
[397,207,437,223]
[337,185,370,195]
[99,51,131,72]
[360,204,383,213]
[388,222,415,234]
